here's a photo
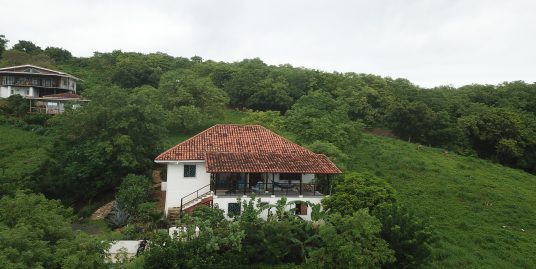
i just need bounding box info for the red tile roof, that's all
[206,152,341,174]
[156,124,341,174]
[42,92,82,99]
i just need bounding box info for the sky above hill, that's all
[1,0,535,87]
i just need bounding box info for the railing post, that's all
[300,183,303,196]
[272,174,275,196]
[180,198,183,218]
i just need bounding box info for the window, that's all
[295,202,308,215]
[32,78,39,85]
[228,202,241,216]
[26,90,29,95]
[5,76,14,85]
[184,165,196,177]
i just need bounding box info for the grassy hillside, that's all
[0,125,50,180]
[349,134,536,268]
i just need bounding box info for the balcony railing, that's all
[212,182,322,197]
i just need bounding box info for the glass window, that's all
[184,165,196,177]
[228,203,241,216]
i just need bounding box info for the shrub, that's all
[372,204,437,269]
[307,210,395,268]
[322,172,396,215]
[107,202,130,229]
[116,174,153,215]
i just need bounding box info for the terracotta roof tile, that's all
[206,152,341,174]
[155,124,341,174]
[42,92,82,99]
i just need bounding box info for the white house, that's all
[0,65,85,114]
[155,124,341,220]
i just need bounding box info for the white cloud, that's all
[1,0,535,87]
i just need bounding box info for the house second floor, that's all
[0,65,78,98]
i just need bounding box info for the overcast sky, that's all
[1,0,535,87]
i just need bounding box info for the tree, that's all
[44,46,73,63]
[458,105,532,166]
[0,95,28,116]
[33,86,167,202]
[306,141,349,170]
[322,172,396,215]
[159,70,229,131]
[0,49,55,68]
[246,77,293,112]
[307,210,395,268]
[223,58,269,107]
[12,40,42,54]
[116,174,153,215]
[372,204,436,269]
[0,34,8,58]
[0,191,108,268]
[284,91,362,148]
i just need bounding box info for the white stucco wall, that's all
[164,161,211,213]
[213,196,323,221]
[0,86,38,98]
[0,86,9,98]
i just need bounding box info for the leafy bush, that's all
[0,95,28,116]
[0,191,107,268]
[116,174,153,215]
[372,203,437,269]
[23,114,51,126]
[308,210,395,268]
[322,172,396,215]
[132,202,163,231]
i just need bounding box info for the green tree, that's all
[322,172,396,215]
[306,141,349,170]
[0,49,55,68]
[12,40,42,54]
[285,91,362,148]
[246,77,293,112]
[33,86,166,202]
[159,70,229,131]
[372,204,436,269]
[308,210,395,268]
[116,174,153,215]
[223,58,269,107]
[44,46,73,63]
[0,191,107,268]
[0,34,8,58]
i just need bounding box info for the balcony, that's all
[212,174,324,197]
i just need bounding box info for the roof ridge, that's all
[0,64,79,79]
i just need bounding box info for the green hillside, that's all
[0,125,49,180]
[348,134,536,268]
[163,122,536,268]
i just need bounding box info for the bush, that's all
[308,210,395,268]
[23,114,51,126]
[372,204,437,269]
[322,172,396,215]
[116,174,153,215]
[107,202,130,229]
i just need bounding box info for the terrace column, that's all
[299,174,303,196]
[271,173,275,196]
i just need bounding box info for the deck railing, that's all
[213,182,321,197]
